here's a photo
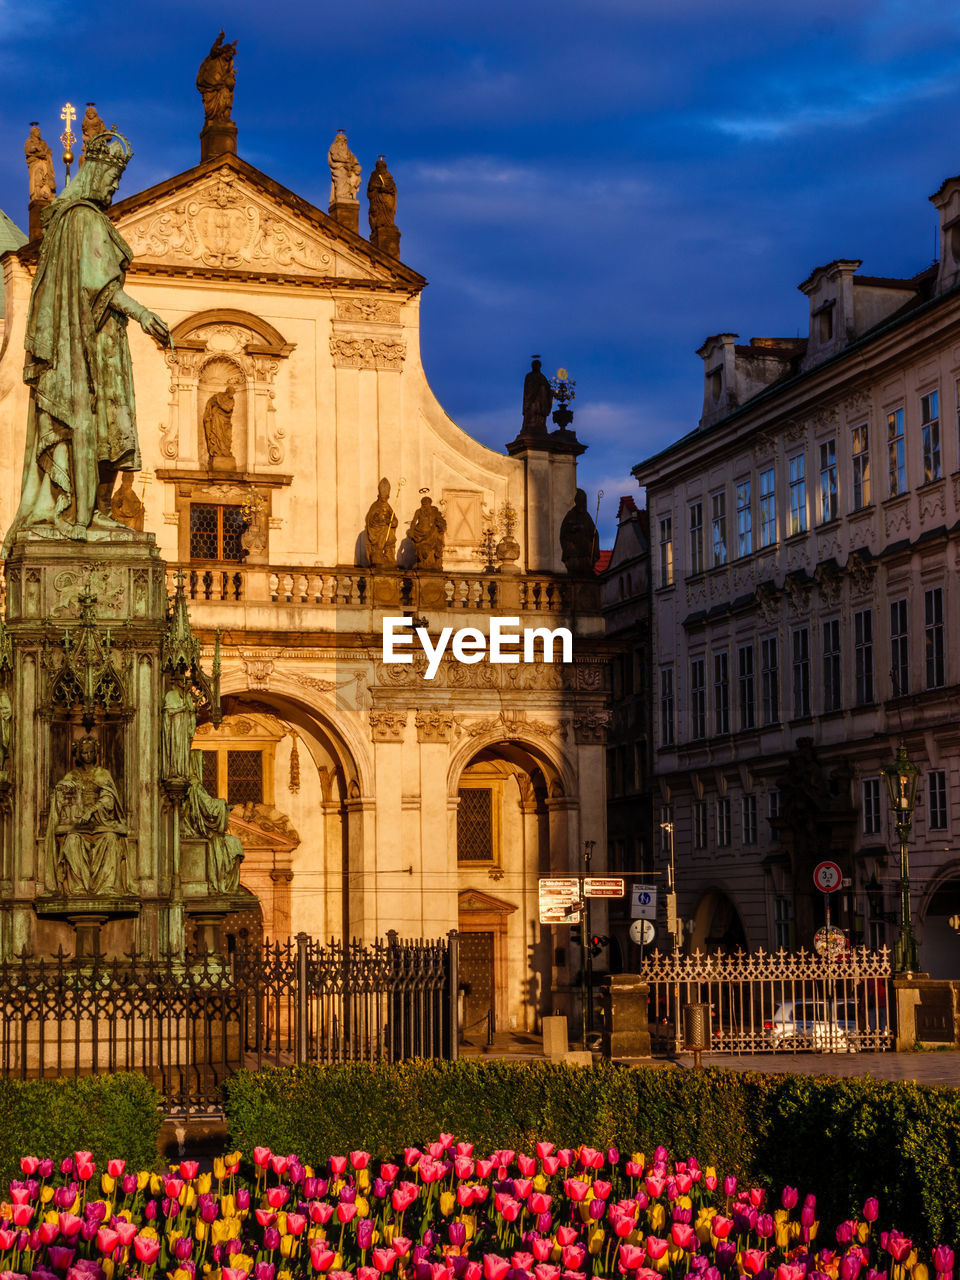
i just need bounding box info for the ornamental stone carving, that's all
[456,711,567,741]
[369,710,408,743]
[920,484,946,521]
[845,551,877,596]
[884,500,911,537]
[783,574,812,613]
[755,582,780,623]
[814,562,843,606]
[330,336,406,371]
[336,298,402,324]
[415,712,456,744]
[243,657,274,690]
[573,710,611,745]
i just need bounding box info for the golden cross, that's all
[59,102,77,181]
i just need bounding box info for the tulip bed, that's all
[1,1140,954,1280]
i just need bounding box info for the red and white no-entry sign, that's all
[813,860,842,893]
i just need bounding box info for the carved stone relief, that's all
[884,500,911,537]
[813,562,843,606]
[783,575,812,613]
[845,551,877,596]
[335,298,402,324]
[755,582,780,623]
[455,710,568,741]
[330,336,406,371]
[573,710,611,745]
[369,710,408,743]
[415,711,456,744]
[920,484,946,522]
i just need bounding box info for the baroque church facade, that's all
[0,51,609,1036]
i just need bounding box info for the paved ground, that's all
[461,1032,960,1085]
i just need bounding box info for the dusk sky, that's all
[3,2,960,542]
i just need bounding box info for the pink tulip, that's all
[777,1266,806,1280]
[454,1156,474,1180]
[934,1249,956,1274]
[531,1238,553,1263]
[309,1244,336,1272]
[95,1228,119,1255]
[351,1151,371,1170]
[329,1156,347,1175]
[286,1213,307,1236]
[561,1245,586,1271]
[19,1158,39,1176]
[564,1180,590,1203]
[625,1162,643,1180]
[885,1232,913,1263]
[741,1251,768,1276]
[403,1148,421,1167]
[253,1147,272,1168]
[557,1149,575,1168]
[618,1244,646,1272]
[513,1253,535,1273]
[863,1199,879,1223]
[10,1206,31,1227]
[373,1248,396,1273]
[266,1186,290,1209]
[179,1161,199,1180]
[670,1224,695,1250]
[556,1227,579,1247]
[0,1232,16,1252]
[542,1157,561,1176]
[593,1181,612,1201]
[514,1178,533,1200]
[530,1193,552,1215]
[645,1238,668,1260]
[518,1154,536,1177]
[256,1210,278,1227]
[536,1142,555,1159]
[483,1256,510,1280]
[392,1237,412,1258]
[73,1153,95,1181]
[337,1203,357,1223]
[381,1163,399,1181]
[309,1202,334,1225]
[37,1223,59,1246]
[224,1269,250,1280]
[534,1267,560,1280]
[711,1215,734,1240]
[645,1176,665,1199]
[781,1187,798,1210]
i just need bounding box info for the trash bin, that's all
[682,1001,710,1067]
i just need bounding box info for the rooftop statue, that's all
[196,30,237,125]
[408,495,446,570]
[4,130,170,553]
[328,130,362,205]
[79,103,106,166]
[24,123,55,206]
[521,357,553,435]
[364,477,399,568]
[559,488,599,575]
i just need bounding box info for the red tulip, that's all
[267,1187,290,1209]
[578,1147,601,1170]
[107,1159,126,1178]
[254,1146,272,1168]
[670,1224,695,1250]
[133,1236,161,1265]
[392,1237,412,1258]
[556,1227,579,1247]
[536,1143,555,1159]
[48,1245,75,1271]
[741,1251,768,1276]
[625,1162,644,1180]
[11,1205,32,1226]
[20,1157,40,1175]
[561,1244,586,1270]
[530,1193,552,1215]
[617,1244,646,1272]
[557,1150,575,1168]
[611,1214,635,1239]
[934,1249,956,1274]
[58,1214,83,1239]
[38,1222,59,1246]
[518,1155,537,1177]
[532,1239,553,1263]
[403,1148,421,1167]
[309,1243,336,1272]
[95,1227,120,1255]
[776,1267,806,1280]
[309,1202,333,1225]
[164,1177,184,1198]
[373,1248,396,1273]
[500,1197,522,1223]
[329,1156,348,1175]
[179,1160,199,1180]
[885,1232,913,1262]
[381,1163,399,1181]
[286,1213,307,1236]
[256,1210,278,1227]
[863,1199,879,1223]
[224,1270,250,1280]
[0,1230,16,1251]
[392,1182,418,1212]
[337,1203,357,1223]
[645,1176,666,1199]
[456,1143,474,1157]
[483,1255,511,1280]
[514,1178,533,1200]
[534,1267,560,1280]
[711,1215,734,1240]
[10,1189,31,1206]
[675,1173,693,1194]
[476,1158,495,1179]
[542,1157,561,1177]
[454,1156,474,1180]
[74,1152,95,1181]
[351,1151,371,1170]
[564,1180,590,1203]
[645,1237,668,1260]
[593,1181,612,1201]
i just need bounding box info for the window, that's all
[714,651,730,735]
[200,750,218,796]
[822,618,842,713]
[773,897,792,951]
[693,800,707,850]
[742,794,758,845]
[690,657,706,740]
[890,599,909,697]
[768,788,781,842]
[854,609,874,706]
[658,516,674,587]
[921,391,941,482]
[862,778,882,835]
[788,453,807,534]
[711,492,727,566]
[759,467,777,548]
[851,424,870,509]
[660,667,675,746]
[817,303,834,344]
[818,438,838,522]
[761,636,780,725]
[190,503,245,561]
[689,502,704,576]
[792,627,811,719]
[925,587,945,689]
[736,479,752,557]
[457,788,494,861]
[716,796,731,848]
[738,644,755,730]
[658,805,674,855]
[928,770,948,830]
[887,407,906,497]
[226,750,264,804]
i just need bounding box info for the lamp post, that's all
[882,740,920,975]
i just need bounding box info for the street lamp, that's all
[882,740,921,975]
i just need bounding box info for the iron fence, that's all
[640,945,893,1054]
[0,932,458,1112]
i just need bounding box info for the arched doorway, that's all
[921,868,960,979]
[689,888,748,953]
[450,735,578,1034]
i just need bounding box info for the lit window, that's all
[759,467,777,547]
[190,503,245,562]
[851,424,870,509]
[788,454,807,534]
[458,788,494,861]
[736,479,752,557]
[658,516,674,587]
[226,750,264,804]
[818,439,837,523]
[921,391,941,482]
[689,502,704,576]
[711,492,727,567]
[887,408,906,497]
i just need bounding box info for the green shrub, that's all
[224,1060,960,1251]
[0,1073,162,1183]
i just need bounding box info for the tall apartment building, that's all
[633,170,960,978]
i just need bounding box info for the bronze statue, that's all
[3,130,169,552]
[559,488,599,575]
[328,130,362,205]
[196,31,237,125]
[201,383,240,461]
[368,156,396,223]
[46,736,130,897]
[521,358,553,435]
[161,685,196,783]
[408,496,446,570]
[79,104,106,166]
[182,749,244,894]
[110,471,145,531]
[24,124,55,206]
[0,690,11,780]
[365,477,399,567]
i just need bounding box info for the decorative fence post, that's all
[295,931,309,1064]
[446,928,459,1062]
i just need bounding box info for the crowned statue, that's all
[364,477,399,567]
[4,130,169,553]
[46,736,131,898]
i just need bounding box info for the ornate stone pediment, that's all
[458,887,517,915]
[116,158,422,285]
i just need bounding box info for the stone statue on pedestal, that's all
[408,496,446,570]
[196,31,237,125]
[24,124,55,207]
[329,131,362,204]
[522,358,553,435]
[182,750,244,894]
[559,488,599,575]
[161,685,196,783]
[201,383,239,465]
[110,472,145,531]
[367,157,400,256]
[4,130,170,554]
[364,477,398,567]
[46,736,131,897]
[79,104,106,166]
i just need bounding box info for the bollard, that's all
[682,1001,710,1069]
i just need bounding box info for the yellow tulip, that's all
[355,1196,370,1218]
[280,1235,296,1258]
[532,1175,548,1192]
[913,1265,928,1280]
[101,1262,115,1280]
[705,1166,716,1182]
[588,1227,605,1256]
[149,1174,162,1196]
[648,1203,666,1231]
[139,1227,159,1241]
[357,1169,371,1192]
[332,1255,343,1270]
[41,1187,54,1205]
[213,1158,227,1181]
[677,1195,692,1210]
[775,1225,791,1250]
[278,1271,295,1280]
[303,1165,314,1179]
[173,1270,191,1280]
[43,1209,59,1225]
[195,1222,208,1242]
[212,1219,233,1245]
[550,1244,562,1264]
[382,1223,396,1245]
[579,1203,592,1224]
[440,1192,456,1216]
[631,1152,645,1169]
[167,1230,183,1249]
[668,1246,685,1266]
[101,1174,116,1195]
[774,1210,789,1226]
[463,1215,476,1242]
[233,1255,255,1274]
[137,1171,151,1193]
[857,1223,870,1245]
[222,1195,236,1218]
[180,1186,197,1209]
[198,1173,212,1195]
[695,1223,713,1246]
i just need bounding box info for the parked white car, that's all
[765,999,860,1051]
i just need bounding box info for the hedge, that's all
[0,1073,162,1184]
[223,1060,960,1251]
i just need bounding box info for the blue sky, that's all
[3,1,960,542]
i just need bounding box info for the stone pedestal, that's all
[329,200,360,234]
[371,225,401,258]
[200,121,237,161]
[542,1013,569,1058]
[601,973,651,1058]
[210,454,237,471]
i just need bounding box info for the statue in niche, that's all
[407,495,446,570]
[4,129,169,552]
[196,31,237,125]
[24,124,55,205]
[182,749,244,894]
[161,684,196,783]
[46,736,130,897]
[559,488,599,575]
[79,104,106,165]
[521,357,553,435]
[201,381,241,466]
[328,130,362,205]
[0,690,11,780]
[110,471,145,531]
[365,477,399,567]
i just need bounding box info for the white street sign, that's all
[813,861,842,893]
[631,883,658,919]
[584,877,625,898]
[538,877,581,924]
[629,919,655,945]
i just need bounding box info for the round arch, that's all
[171,309,294,355]
[919,861,960,978]
[446,728,577,801]
[689,887,749,954]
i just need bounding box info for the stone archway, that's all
[920,864,960,979]
[689,888,748,954]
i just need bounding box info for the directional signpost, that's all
[584,877,625,898]
[631,883,657,919]
[538,877,581,924]
[813,860,844,957]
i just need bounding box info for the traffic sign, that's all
[814,924,848,959]
[813,861,842,893]
[631,883,658,919]
[584,877,625,898]
[629,919,655,946]
[538,877,581,924]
